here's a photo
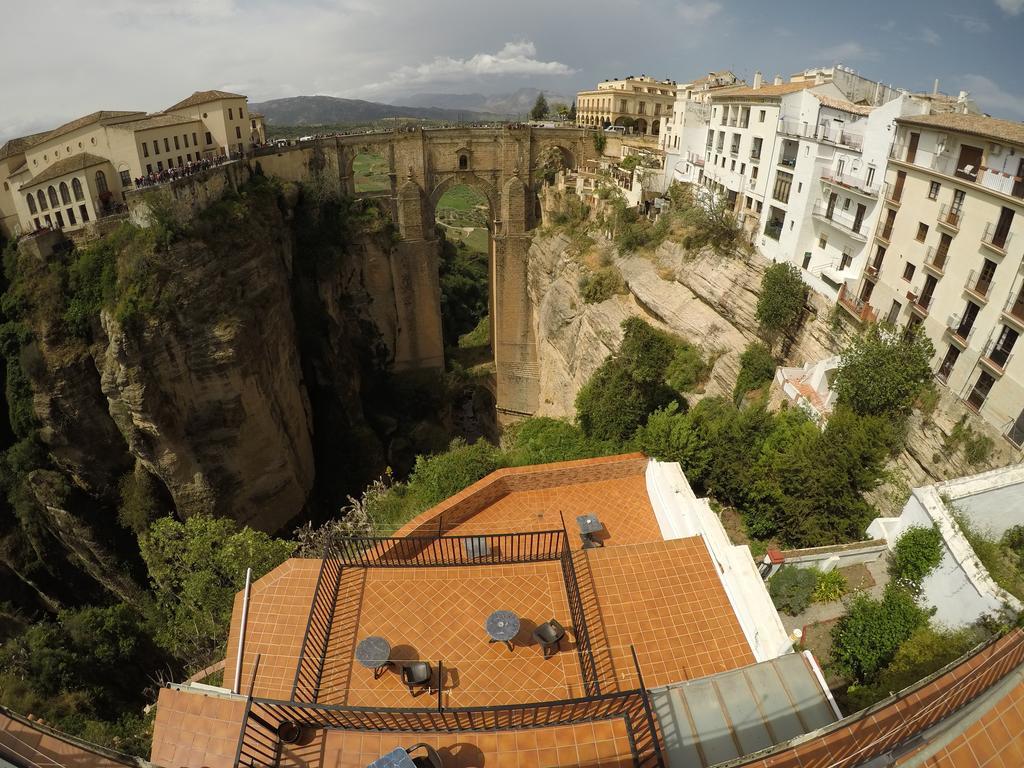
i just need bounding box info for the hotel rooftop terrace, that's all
[8,455,1024,768]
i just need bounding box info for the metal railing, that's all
[290,544,343,703]
[330,530,565,567]
[924,245,948,273]
[965,269,993,300]
[1004,290,1024,323]
[982,222,1013,253]
[559,533,600,697]
[812,201,867,238]
[883,180,902,204]
[820,171,880,197]
[938,203,963,230]
[983,337,1015,372]
[837,283,878,323]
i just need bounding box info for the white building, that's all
[660,72,740,188]
[868,464,1024,627]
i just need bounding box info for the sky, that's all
[2,0,1024,142]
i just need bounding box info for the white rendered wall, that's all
[645,460,792,661]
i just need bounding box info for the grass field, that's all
[353,152,390,193]
[437,185,489,254]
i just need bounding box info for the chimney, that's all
[753,71,763,90]
[814,72,825,85]
[933,78,940,95]
[773,75,784,86]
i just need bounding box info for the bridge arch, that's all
[426,172,499,228]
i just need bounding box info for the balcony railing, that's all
[837,283,878,323]
[981,222,1013,254]
[812,201,868,239]
[982,338,1015,374]
[910,292,934,316]
[778,155,797,169]
[765,220,783,240]
[821,171,880,198]
[778,119,863,149]
[1004,290,1024,327]
[883,181,902,205]
[938,203,962,231]
[947,314,976,346]
[924,245,948,274]
[965,269,993,302]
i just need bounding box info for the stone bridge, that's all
[253,126,596,418]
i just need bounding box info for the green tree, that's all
[756,263,808,341]
[733,342,776,402]
[438,230,488,347]
[568,101,577,121]
[768,567,817,615]
[139,515,294,663]
[530,93,549,120]
[891,525,944,590]
[504,418,615,466]
[833,324,935,421]
[830,586,931,683]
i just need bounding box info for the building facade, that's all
[660,72,740,187]
[575,75,678,136]
[0,90,262,239]
[841,113,1024,443]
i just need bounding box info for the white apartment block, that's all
[660,72,740,187]
[840,113,1024,445]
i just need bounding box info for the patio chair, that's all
[406,743,444,768]
[532,619,567,659]
[402,661,433,697]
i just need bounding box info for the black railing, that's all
[559,536,601,697]
[330,530,565,567]
[290,543,344,703]
[236,685,663,767]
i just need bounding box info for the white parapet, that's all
[645,459,792,662]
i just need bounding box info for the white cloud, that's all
[362,41,576,91]
[996,0,1024,15]
[677,1,722,23]
[814,41,880,62]
[918,27,941,45]
[948,13,991,33]
[957,74,1024,119]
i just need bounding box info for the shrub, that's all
[407,438,504,507]
[665,343,708,392]
[733,342,776,402]
[756,263,807,340]
[965,434,994,465]
[891,525,944,589]
[830,586,931,683]
[813,569,848,603]
[843,625,981,711]
[503,418,614,466]
[579,266,626,304]
[768,567,818,615]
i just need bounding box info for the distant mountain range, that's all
[249,88,574,127]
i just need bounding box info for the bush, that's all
[756,263,807,340]
[733,342,776,402]
[813,569,848,603]
[843,625,981,711]
[407,438,504,507]
[503,418,615,466]
[830,586,931,683]
[891,525,944,589]
[665,343,708,392]
[579,266,626,304]
[768,567,818,615]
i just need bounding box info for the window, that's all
[928,181,940,200]
[740,163,745,174]
[143,142,150,158]
[819,235,828,249]
[184,134,190,148]
[205,132,212,145]
[866,167,876,187]
[751,166,759,180]
[843,198,851,211]
[26,195,36,214]
[745,196,753,209]
[967,371,995,411]
[187,153,192,162]
[119,170,131,186]
[59,182,70,204]
[54,211,64,228]
[886,300,901,325]
[48,186,59,207]
[157,161,163,171]
[79,204,89,222]
[146,164,153,174]
[174,135,180,150]
[193,132,198,146]
[840,252,852,270]
[163,138,170,152]
[37,190,47,210]
[772,172,793,204]
[756,201,763,213]
[178,156,183,167]
[228,107,234,119]
[797,182,802,193]
[730,160,736,171]
[66,208,76,226]
[153,140,160,156]
[802,253,812,269]
[72,178,84,201]
[903,263,916,281]
[95,170,108,195]
[235,126,242,139]
[33,217,40,229]
[167,158,174,169]
[916,223,928,242]
[459,154,468,170]
[759,110,766,122]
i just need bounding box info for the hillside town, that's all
[2,17,1024,768]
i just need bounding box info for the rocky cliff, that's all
[526,226,1018,515]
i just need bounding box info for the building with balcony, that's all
[843,113,1024,444]
[0,90,265,240]
[575,76,678,137]
[660,72,740,187]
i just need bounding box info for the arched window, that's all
[59,182,71,204]
[37,190,47,211]
[459,153,469,170]
[48,186,59,208]
[72,178,84,201]
[95,170,108,195]
[27,195,37,214]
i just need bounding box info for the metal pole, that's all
[233,567,253,694]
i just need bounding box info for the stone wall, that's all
[125,161,252,229]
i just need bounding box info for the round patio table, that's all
[355,636,392,678]
[486,610,520,651]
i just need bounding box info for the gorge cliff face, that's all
[526,227,1019,515]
